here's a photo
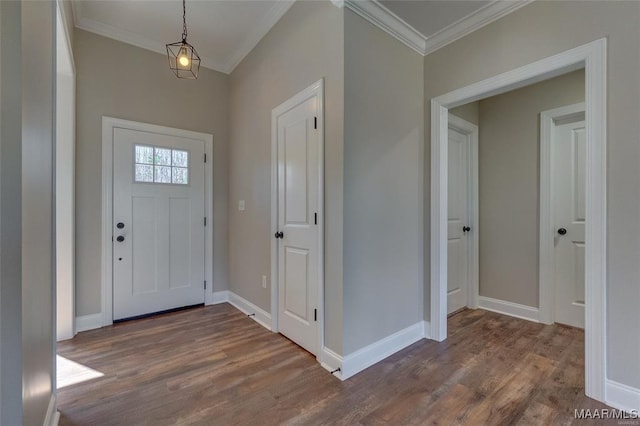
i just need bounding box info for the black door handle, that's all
[274,231,284,239]
[116,235,125,242]
[557,228,567,235]
[463,226,471,233]
[116,222,125,229]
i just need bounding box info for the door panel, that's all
[169,197,192,289]
[113,128,205,320]
[284,121,309,224]
[553,120,586,328]
[276,96,319,355]
[447,126,470,314]
[131,196,157,295]
[284,247,310,322]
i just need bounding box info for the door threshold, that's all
[113,303,204,323]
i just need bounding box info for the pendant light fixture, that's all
[166,0,200,79]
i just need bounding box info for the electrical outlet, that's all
[238,200,245,211]
[262,275,267,289]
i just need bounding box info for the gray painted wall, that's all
[423,0,640,389]
[74,30,230,316]
[449,102,479,126]
[228,1,344,353]
[343,10,424,354]
[1,2,24,423]
[477,70,584,308]
[0,1,56,423]
[22,1,56,423]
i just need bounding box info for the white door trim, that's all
[430,38,607,401]
[270,79,325,361]
[447,114,479,310]
[539,102,585,325]
[56,0,76,341]
[101,117,214,326]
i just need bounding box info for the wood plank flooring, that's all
[57,304,613,425]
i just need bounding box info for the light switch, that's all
[238,200,245,211]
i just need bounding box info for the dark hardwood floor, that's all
[58,304,613,425]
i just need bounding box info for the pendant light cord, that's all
[182,0,188,42]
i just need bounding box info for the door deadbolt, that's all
[116,235,125,242]
[116,222,125,229]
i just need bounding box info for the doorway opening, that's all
[431,39,606,401]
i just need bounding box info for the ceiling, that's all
[380,0,491,38]
[72,0,295,74]
[72,0,518,74]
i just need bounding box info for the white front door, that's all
[447,123,472,315]
[112,128,205,320]
[552,118,586,329]
[275,93,320,355]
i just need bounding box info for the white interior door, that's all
[552,118,586,329]
[113,128,205,320]
[447,125,471,315]
[275,95,320,355]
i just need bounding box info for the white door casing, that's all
[430,39,606,401]
[56,1,76,341]
[102,117,214,325]
[271,79,324,358]
[112,128,205,320]
[446,114,479,314]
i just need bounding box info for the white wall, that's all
[423,0,640,390]
[343,9,424,354]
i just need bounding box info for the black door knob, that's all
[116,235,125,242]
[274,231,284,239]
[116,222,125,229]
[557,228,567,235]
[463,226,471,233]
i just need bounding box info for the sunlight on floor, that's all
[56,355,104,389]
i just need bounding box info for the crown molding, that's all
[222,0,295,74]
[70,0,295,75]
[344,0,427,55]
[345,0,533,57]
[423,0,533,56]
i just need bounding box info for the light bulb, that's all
[179,55,190,67]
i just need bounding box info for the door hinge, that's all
[314,308,317,322]
[204,153,207,163]
[314,116,317,130]
[314,212,317,225]
[204,280,207,290]
[204,217,207,226]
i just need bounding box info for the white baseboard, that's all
[75,313,104,333]
[478,296,539,323]
[227,291,272,331]
[320,347,343,380]
[422,320,431,340]
[341,321,425,380]
[207,290,230,305]
[606,379,640,413]
[43,394,58,426]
